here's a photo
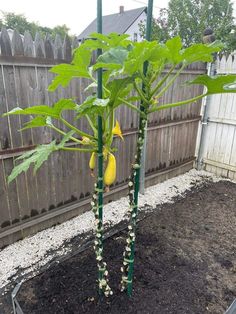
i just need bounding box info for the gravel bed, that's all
[0,169,225,294]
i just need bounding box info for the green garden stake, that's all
[90,0,112,297]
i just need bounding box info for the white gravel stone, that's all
[0,170,224,291]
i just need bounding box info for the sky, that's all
[0,0,169,35]
[0,0,235,36]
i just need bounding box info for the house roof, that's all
[78,7,146,40]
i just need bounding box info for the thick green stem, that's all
[121,111,148,295]
[122,0,153,297]
[91,183,112,296]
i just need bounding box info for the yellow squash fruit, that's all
[104,153,116,187]
[89,152,96,171]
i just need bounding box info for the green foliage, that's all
[77,96,110,117]
[4,99,78,119]
[140,0,235,51]
[8,141,57,183]
[189,74,236,95]
[20,116,52,131]
[0,11,71,39]
[3,33,236,184]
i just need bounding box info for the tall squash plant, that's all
[3,33,236,297]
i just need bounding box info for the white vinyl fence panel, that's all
[200,53,236,180]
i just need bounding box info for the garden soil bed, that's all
[13,181,236,313]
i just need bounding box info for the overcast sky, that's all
[0,0,169,35]
[0,0,235,35]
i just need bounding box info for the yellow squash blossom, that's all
[112,120,124,140]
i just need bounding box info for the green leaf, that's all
[8,141,57,183]
[124,41,157,75]
[89,32,131,48]
[165,36,183,64]
[76,96,110,117]
[48,64,91,91]
[20,116,50,131]
[107,77,134,108]
[182,42,222,64]
[72,45,91,67]
[188,74,236,95]
[4,99,78,119]
[93,47,129,71]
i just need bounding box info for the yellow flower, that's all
[112,120,124,141]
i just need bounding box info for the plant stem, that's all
[150,65,175,97]
[121,0,153,297]
[154,64,185,100]
[86,114,98,136]
[60,117,95,140]
[134,81,149,105]
[50,125,83,144]
[148,93,207,113]
[120,109,148,295]
[60,147,95,152]
[91,182,112,297]
[118,97,144,116]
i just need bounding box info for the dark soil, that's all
[8,181,236,313]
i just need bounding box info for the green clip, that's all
[97,204,103,209]
[97,153,103,157]
[95,188,103,192]
[97,177,103,181]
[123,278,132,283]
[124,258,134,263]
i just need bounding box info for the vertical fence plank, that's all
[0,27,12,56]
[23,31,34,57]
[12,30,24,56]
[35,32,45,58]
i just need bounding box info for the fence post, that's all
[196,28,217,170]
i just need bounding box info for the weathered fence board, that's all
[0,28,206,247]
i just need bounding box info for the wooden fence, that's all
[0,28,206,247]
[197,53,236,180]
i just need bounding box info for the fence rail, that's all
[0,28,206,247]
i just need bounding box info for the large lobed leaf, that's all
[188,74,236,95]
[8,141,57,183]
[48,64,91,91]
[8,131,75,184]
[3,99,78,119]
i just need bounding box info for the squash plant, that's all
[3,33,236,297]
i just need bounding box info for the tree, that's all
[139,8,169,42]
[0,12,71,39]
[140,0,235,51]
